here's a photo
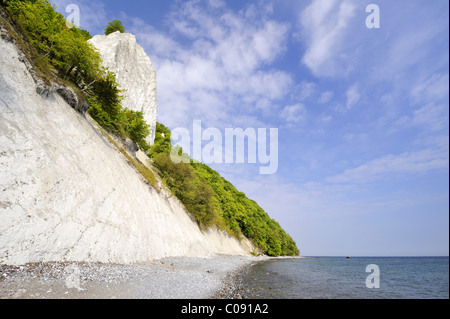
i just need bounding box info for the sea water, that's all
[241,257,449,299]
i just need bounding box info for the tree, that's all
[105,20,125,35]
[121,110,151,151]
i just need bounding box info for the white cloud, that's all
[320,115,333,124]
[300,0,356,77]
[393,71,449,133]
[208,0,226,8]
[384,26,444,78]
[326,147,449,184]
[123,0,292,129]
[345,84,361,109]
[411,73,449,104]
[296,81,317,101]
[318,91,334,104]
[396,103,449,132]
[280,103,307,124]
[367,3,448,87]
[412,103,449,131]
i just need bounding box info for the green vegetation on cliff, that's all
[150,124,299,256]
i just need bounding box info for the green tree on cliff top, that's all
[105,20,125,35]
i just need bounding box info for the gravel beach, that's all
[0,255,262,299]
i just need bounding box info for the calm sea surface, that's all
[241,257,449,299]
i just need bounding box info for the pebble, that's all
[13,289,27,299]
[0,256,261,299]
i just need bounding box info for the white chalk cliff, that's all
[0,29,253,266]
[88,31,158,145]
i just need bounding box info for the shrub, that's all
[153,153,220,229]
[149,123,172,157]
[105,20,125,35]
[119,109,150,151]
[87,96,114,129]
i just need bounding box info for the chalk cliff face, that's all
[0,32,252,266]
[89,32,158,145]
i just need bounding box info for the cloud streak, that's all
[326,147,449,184]
[300,0,356,77]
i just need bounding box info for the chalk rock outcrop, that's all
[89,32,158,145]
[0,32,252,266]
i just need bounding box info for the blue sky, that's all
[51,0,449,257]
